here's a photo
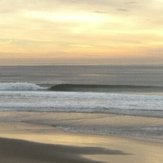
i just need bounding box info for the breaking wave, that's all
[0,82,163,92]
[0,82,46,91]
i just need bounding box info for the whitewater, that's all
[0,82,163,117]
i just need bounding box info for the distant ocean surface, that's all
[0,65,163,117]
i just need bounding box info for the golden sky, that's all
[0,0,163,65]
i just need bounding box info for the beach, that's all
[0,65,162,162]
[0,112,163,163]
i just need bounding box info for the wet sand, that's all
[0,112,163,163]
[0,137,128,163]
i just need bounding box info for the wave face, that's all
[0,83,163,117]
[0,83,46,91]
[50,84,163,92]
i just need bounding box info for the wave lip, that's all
[0,82,46,91]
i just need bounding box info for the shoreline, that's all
[1,110,163,119]
[0,111,163,163]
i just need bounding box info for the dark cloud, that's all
[116,8,129,12]
[124,1,137,5]
[94,10,108,14]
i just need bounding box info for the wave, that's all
[0,82,46,91]
[0,82,163,92]
[49,84,163,92]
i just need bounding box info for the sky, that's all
[0,0,163,65]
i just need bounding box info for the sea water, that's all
[0,65,163,114]
[0,65,163,139]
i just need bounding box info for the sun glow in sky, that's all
[0,0,163,65]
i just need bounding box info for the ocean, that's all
[0,65,163,116]
[0,65,163,139]
[0,65,163,86]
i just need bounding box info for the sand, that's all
[0,137,124,163]
[0,112,163,163]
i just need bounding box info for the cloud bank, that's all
[0,0,163,64]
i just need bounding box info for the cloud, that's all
[0,0,163,64]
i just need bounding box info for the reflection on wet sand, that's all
[0,112,163,163]
[0,138,128,163]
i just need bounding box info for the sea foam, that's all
[0,90,163,117]
[0,82,46,91]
